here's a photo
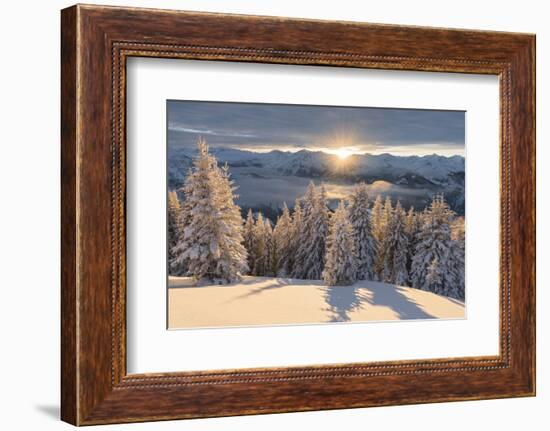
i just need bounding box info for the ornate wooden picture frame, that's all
[61,4,535,425]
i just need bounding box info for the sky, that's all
[167,100,465,157]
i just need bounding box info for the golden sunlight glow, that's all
[323,144,364,159]
[321,128,371,160]
[334,148,354,159]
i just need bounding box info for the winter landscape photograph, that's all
[167,100,466,329]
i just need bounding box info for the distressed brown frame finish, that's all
[61,4,535,426]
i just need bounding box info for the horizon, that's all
[171,143,465,159]
[168,100,465,157]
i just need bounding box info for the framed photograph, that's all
[165,100,466,330]
[61,4,535,425]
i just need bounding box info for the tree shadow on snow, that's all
[323,286,367,322]
[322,282,436,322]
[364,284,436,320]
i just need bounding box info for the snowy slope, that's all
[168,276,465,329]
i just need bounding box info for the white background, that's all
[0,0,547,430]
[127,59,499,373]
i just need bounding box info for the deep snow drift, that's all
[168,276,465,329]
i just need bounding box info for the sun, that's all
[334,148,353,160]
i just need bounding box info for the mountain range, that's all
[168,147,465,217]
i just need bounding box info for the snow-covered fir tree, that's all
[170,180,194,276]
[292,182,331,280]
[273,203,293,276]
[404,206,421,274]
[251,212,267,276]
[167,190,183,268]
[171,138,248,282]
[243,209,256,275]
[286,199,303,277]
[323,200,357,286]
[212,161,249,279]
[263,218,276,276]
[370,195,385,279]
[347,183,376,280]
[410,195,458,297]
[449,217,466,299]
[382,196,394,231]
[291,184,315,279]
[371,195,385,245]
[425,257,444,292]
[373,196,393,277]
[381,201,409,285]
[292,199,303,235]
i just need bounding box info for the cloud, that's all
[167,100,465,156]
[168,124,258,138]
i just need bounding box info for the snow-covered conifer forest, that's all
[169,139,465,304]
